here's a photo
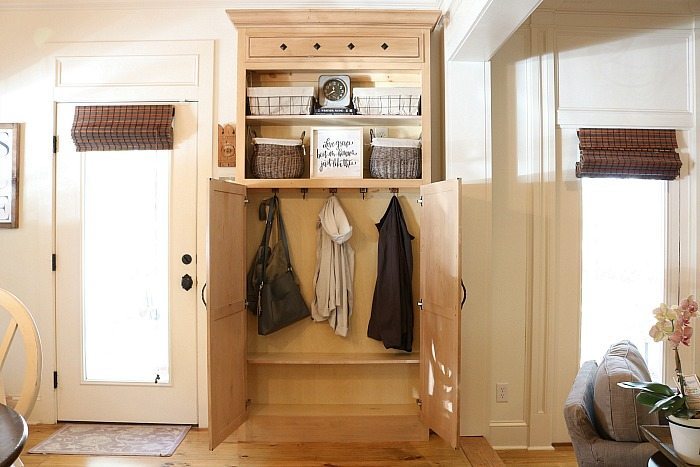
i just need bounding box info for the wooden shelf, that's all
[247,352,419,365]
[239,178,423,189]
[249,403,419,416]
[246,114,422,127]
[231,403,427,442]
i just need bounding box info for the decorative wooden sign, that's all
[218,124,236,167]
[0,123,20,229]
[311,127,363,179]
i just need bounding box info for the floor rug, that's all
[28,423,190,457]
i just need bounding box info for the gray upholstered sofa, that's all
[564,341,661,466]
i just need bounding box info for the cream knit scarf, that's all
[311,196,355,336]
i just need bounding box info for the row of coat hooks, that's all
[270,187,400,200]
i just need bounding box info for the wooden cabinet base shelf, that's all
[230,404,428,443]
[247,352,419,365]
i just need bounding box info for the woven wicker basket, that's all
[250,131,305,179]
[369,133,421,179]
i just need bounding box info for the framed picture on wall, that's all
[311,127,363,179]
[0,123,20,229]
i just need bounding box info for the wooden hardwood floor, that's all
[21,424,470,466]
[20,424,578,466]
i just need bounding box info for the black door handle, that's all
[181,274,193,291]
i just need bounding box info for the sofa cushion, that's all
[593,340,659,442]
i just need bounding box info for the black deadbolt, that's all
[182,254,192,265]
[181,274,194,291]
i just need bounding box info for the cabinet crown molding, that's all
[227,9,441,30]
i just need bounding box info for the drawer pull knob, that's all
[279,43,288,51]
[347,43,355,50]
[381,42,389,50]
[313,42,321,50]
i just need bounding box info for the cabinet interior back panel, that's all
[249,365,419,405]
[245,190,421,355]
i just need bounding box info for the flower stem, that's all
[675,346,686,398]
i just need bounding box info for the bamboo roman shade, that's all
[576,128,681,180]
[71,105,175,152]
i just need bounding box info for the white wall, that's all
[446,2,698,448]
[444,59,492,437]
[0,6,237,423]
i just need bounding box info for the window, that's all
[579,178,669,381]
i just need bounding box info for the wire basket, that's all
[369,132,421,179]
[247,87,315,115]
[250,130,306,179]
[353,87,421,116]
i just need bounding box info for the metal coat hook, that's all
[390,188,399,194]
[300,188,308,200]
[329,188,337,195]
[360,188,368,200]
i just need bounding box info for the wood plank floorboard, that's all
[497,445,577,466]
[457,437,577,467]
[21,424,471,466]
[459,437,504,466]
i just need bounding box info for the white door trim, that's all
[51,40,214,427]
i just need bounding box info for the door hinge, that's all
[246,398,252,408]
[51,254,56,271]
[53,371,58,389]
[417,398,423,409]
[417,299,424,311]
[244,196,249,204]
[53,135,58,154]
[417,196,423,206]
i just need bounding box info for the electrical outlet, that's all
[496,383,508,403]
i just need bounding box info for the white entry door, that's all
[55,102,198,423]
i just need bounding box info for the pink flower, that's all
[672,326,693,346]
[681,295,698,315]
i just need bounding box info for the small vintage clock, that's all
[318,75,351,108]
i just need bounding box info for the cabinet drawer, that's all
[249,36,421,59]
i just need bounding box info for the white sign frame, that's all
[311,127,363,179]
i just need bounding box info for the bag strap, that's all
[275,197,293,272]
[259,195,293,284]
[259,196,277,284]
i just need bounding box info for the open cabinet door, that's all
[207,179,247,450]
[419,179,462,449]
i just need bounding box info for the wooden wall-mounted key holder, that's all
[218,124,236,167]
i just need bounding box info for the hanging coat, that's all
[367,196,415,352]
[311,196,355,336]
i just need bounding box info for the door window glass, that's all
[82,150,170,384]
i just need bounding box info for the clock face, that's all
[323,78,347,101]
[318,75,351,108]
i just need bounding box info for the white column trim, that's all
[526,22,558,449]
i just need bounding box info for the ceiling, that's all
[0,0,445,10]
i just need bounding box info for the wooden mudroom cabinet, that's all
[206,9,462,450]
